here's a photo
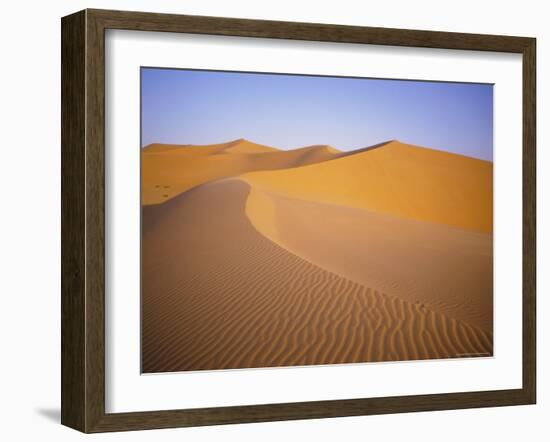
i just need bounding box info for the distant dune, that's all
[141,139,493,373]
[142,139,341,205]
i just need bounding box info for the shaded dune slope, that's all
[246,187,493,332]
[142,180,492,373]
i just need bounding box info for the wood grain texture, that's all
[84,9,107,433]
[61,8,537,433]
[61,10,86,432]
[522,38,536,403]
[90,8,532,52]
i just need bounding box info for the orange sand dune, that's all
[241,140,493,232]
[144,138,280,154]
[142,139,341,204]
[245,187,493,332]
[142,179,492,373]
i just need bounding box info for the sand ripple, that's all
[142,180,492,373]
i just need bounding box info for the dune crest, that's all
[213,138,281,154]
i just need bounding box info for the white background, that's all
[106,30,522,413]
[0,0,546,440]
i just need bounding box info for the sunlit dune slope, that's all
[241,141,493,232]
[142,139,341,204]
[246,187,493,331]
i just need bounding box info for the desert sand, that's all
[241,141,492,232]
[141,139,493,373]
[142,139,341,205]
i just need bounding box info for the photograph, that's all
[140,67,494,373]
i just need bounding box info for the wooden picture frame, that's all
[61,8,536,433]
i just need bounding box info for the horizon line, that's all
[141,138,493,162]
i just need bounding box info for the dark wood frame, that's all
[61,8,536,433]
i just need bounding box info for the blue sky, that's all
[141,68,493,161]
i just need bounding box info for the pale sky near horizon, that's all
[141,67,493,161]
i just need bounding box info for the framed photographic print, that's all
[61,9,536,433]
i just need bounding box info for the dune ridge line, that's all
[141,137,493,372]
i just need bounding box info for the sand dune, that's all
[142,179,492,373]
[214,138,280,154]
[241,140,493,232]
[245,187,493,332]
[142,139,341,204]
